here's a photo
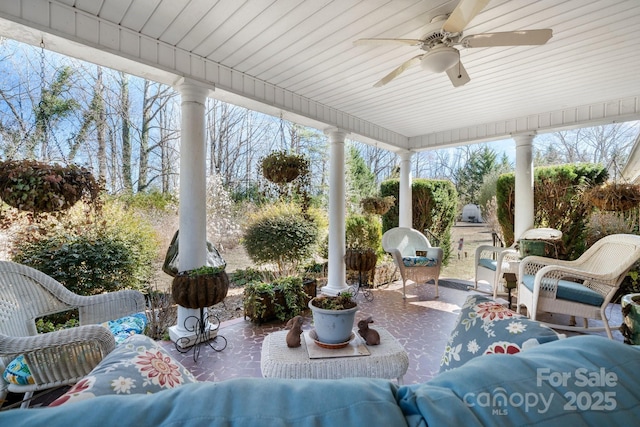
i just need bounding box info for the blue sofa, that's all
[1,297,639,426]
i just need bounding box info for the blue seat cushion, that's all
[477,258,497,271]
[2,312,148,386]
[521,274,604,307]
[402,256,437,267]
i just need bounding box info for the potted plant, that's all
[171,265,229,309]
[243,276,311,324]
[308,293,358,344]
[0,159,101,213]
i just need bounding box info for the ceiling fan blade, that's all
[373,55,423,87]
[354,38,423,46]
[443,0,490,33]
[461,29,553,47]
[446,61,470,87]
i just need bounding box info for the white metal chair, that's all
[516,234,640,339]
[382,227,443,299]
[0,261,146,407]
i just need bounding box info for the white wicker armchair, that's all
[516,234,640,339]
[0,261,146,407]
[382,227,442,299]
[474,245,520,299]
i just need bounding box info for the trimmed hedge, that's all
[380,178,457,264]
[497,163,608,259]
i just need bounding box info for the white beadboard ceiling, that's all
[0,0,638,151]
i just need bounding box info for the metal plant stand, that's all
[175,307,227,362]
[349,270,374,302]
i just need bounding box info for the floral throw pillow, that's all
[50,334,197,406]
[439,295,564,373]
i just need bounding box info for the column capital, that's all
[398,150,415,161]
[512,132,536,146]
[175,78,211,104]
[324,128,348,142]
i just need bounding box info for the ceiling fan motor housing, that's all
[420,45,460,73]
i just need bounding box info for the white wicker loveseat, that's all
[516,233,640,339]
[0,261,146,407]
[382,227,442,298]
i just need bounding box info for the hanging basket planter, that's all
[172,266,229,309]
[260,151,309,185]
[0,160,100,213]
[585,183,640,212]
[361,196,395,215]
[344,248,378,272]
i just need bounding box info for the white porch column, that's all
[399,151,414,228]
[322,128,350,296]
[513,133,535,241]
[169,80,209,346]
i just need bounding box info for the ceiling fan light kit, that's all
[420,46,459,73]
[355,0,552,88]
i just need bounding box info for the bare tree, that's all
[136,81,176,192]
[536,123,639,175]
[119,72,132,192]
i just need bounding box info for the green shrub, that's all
[496,163,608,259]
[242,203,320,275]
[381,178,457,264]
[229,267,275,287]
[12,199,159,295]
[346,213,382,253]
[14,232,142,295]
[117,190,177,211]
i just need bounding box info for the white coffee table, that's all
[260,326,409,383]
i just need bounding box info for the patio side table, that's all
[260,326,409,383]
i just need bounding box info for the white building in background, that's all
[461,204,483,223]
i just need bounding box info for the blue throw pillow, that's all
[439,295,564,373]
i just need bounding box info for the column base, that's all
[168,324,218,349]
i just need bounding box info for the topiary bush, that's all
[242,203,320,275]
[381,178,457,264]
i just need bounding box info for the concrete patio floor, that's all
[160,279,626,385]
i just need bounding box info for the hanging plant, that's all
[361,195,396,215]
[0,160,101,213]
[260,151,310,185]
[585,183,640,212]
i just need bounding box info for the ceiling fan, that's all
[354,0,552,87]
